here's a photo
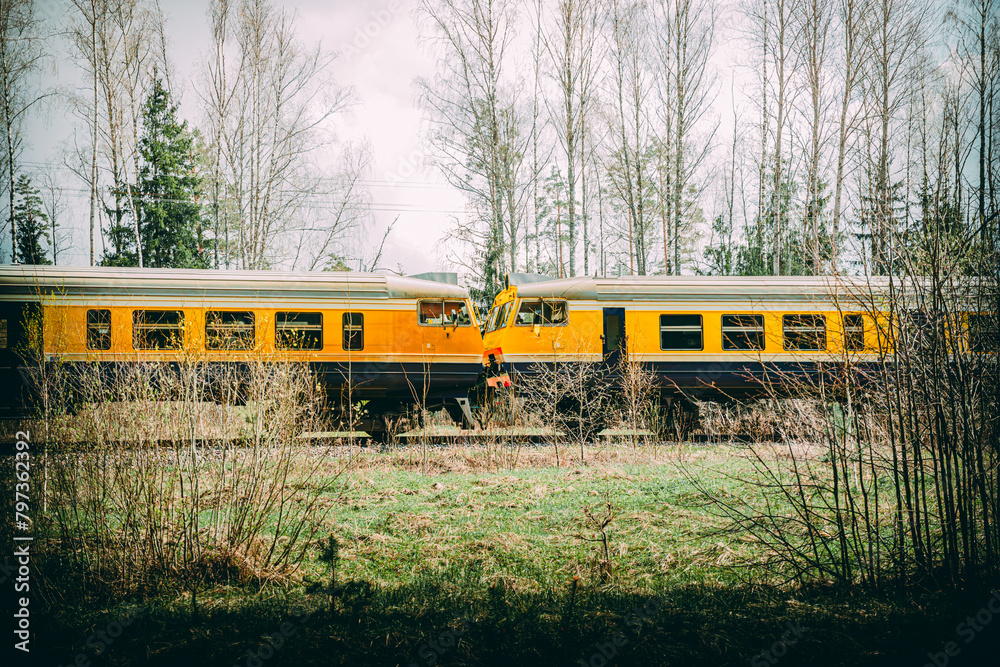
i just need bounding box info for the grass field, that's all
[27,441,1000,667]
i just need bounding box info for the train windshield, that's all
[486,301,513,333]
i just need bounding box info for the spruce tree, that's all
[131,77,205,268]
[13,173,51,265]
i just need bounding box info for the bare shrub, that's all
[687,267,1000,588]
[696,399,829,443]
[613,357,660,451]
[475,389,531,470]
[26,355,350,603]
[520,360,608,466]
[573,492,616,584]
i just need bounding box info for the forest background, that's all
[1,0,996,303]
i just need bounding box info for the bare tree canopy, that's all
[4,0,996,287]
[202,0,355,271]
[1,0,48,262]
[418,0,530,300]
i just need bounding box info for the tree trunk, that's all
[90,9,99,266]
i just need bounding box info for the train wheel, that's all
[364,400,407,445]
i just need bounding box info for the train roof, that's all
[509,275,898,304]
[0,266,470,301]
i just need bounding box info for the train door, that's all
[602,307,626,367]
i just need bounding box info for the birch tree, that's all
[949,0,1000,248]
[795,0,834,272]
[604,0,654,275]
[859,0,926,274]
[0,0,47,263]
[295,143,374,272]
[768,0,797,275]
[68,0,103,265]
[101,0,161,267]
[829,0,864,272]
[545,0,600,277]
[202,0,233,268]
[38,166,67,264]
[203,0,352,270]
[418,0,529,296]
[655,0,718,274]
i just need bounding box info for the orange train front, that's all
[481,273,995,400]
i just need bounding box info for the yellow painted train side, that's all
[481,275,991,399]
[0,266,484,430]
[39,303,481,366]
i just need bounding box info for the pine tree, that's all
[125,77,205,268]
[13,173,51,265]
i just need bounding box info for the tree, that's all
[68,0,103,266]
[38,166,67,264]
[13,173,50,265]
[829,0,864,273]
[1,0,47,263]
[418,0,529,296]
[99,0,159,269]
[604,0,654,275]
[295,143,376,272]
[129,76,203,268]
[949,0,1000,250]
[529,0,547,273]
[700,92,748,276]
[701,213,734,275]
[859,0,927,274]
[545,0,600,277]
[655,0,719,275]
[795,0,834,273]
[203,0,231,269]
[202,0,352,270]
[68,0,169,268]
[540,164,569,276]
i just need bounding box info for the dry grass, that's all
[20,360,354,605]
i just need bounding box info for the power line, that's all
[16,160,454,189]
[7,183,468,215]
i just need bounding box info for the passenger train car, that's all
[480,273,993,400]
[0,266,483,435]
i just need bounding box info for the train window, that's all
[206,311,255,350]
[343,312,364,351]
[722,314,765,351]
[659,314,703,350]
[87,309,112,350]
[783,314,827,351]
[133,310,184,350]
[843,314,865,351]
[486,301,513,333]
[419,300,472,326]
[515,300,568,326]
[969,313,998,352]
[275,312,322,350]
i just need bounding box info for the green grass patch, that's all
[30,443,1000,666]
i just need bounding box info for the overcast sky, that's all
[22,0,467,274]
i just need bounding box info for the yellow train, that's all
[2,266,993,436]
[0,266,483,434]
[481,273,995,400]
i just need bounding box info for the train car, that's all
[481,273,910,402]
[0,266,483,436]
